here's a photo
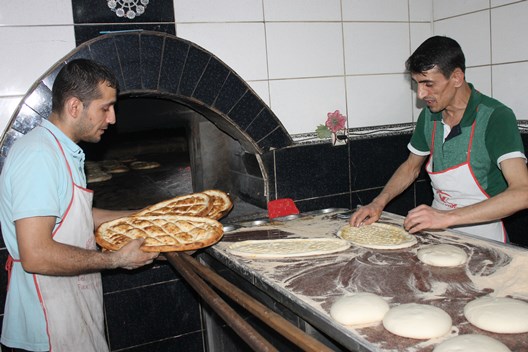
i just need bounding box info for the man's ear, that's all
[451,68,465,88]
[65,97,83,118]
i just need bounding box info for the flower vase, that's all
[331,129,348,146]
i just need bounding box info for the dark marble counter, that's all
[206,210,528,352]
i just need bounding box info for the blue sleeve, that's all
[10,143,66,221]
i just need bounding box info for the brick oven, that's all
[0,31,293,220]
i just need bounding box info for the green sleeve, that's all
[409,110,430,153]
[485,106,525,163]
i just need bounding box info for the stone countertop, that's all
[206,210,528,352]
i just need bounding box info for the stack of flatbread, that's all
[95,190,233,252]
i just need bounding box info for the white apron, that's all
[426,120,507,243]
[34,129,108,351]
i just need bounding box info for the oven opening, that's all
[81,95,268,221]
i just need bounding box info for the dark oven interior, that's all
[80,96,268,222]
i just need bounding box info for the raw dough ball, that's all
[417,244,468,267]
[383,303,452,339]
[464,296,528,333]
[433,334,511,352]
[330,292,389,326]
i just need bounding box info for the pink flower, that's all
[325,110,347,133]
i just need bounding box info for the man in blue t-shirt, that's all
[350,36,528,242]
[0,59,159,352]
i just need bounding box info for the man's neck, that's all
[442,82,471,128]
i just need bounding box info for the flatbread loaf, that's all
[337,223,417,249]
[202,189,233,220]
[227,238,351,259]
[95,215,224,252]
[134,192,213,218]
[129,161,161,170]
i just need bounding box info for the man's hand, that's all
[110,238,160,270]
[349,203,384,227]
[403,204,453,233]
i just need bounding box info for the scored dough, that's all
[382,303,452,339]
[330,292,389,326]
[433,334,511,352]
[417,244,468,267]
[337,223,417,249]
[227,238,351,259]
[464,296,528,334]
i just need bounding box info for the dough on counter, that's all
[337,223,417,249]
[382,303,452,339]
[227,238,351,259]
[464,296,528,333]
[330,292,389,326]
[433,334,511,352]
[417,244,468,267]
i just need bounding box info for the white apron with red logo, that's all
[426,120,507,243]
[34,130,108,351]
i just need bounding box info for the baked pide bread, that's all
[133,190,232,220]
[134,192,214,218]
[95,215,224,252]
[202,189,233,220]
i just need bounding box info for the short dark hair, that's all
[405,36,465,78]
[51,59,118,114]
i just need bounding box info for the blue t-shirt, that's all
[0,119,87,350]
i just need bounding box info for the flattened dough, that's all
[417,244,468,267]
[227,238,351,259]
[338,223,417,249]
[464,296,528,334]
[383,303,452,339]
[330,293,389,326]
[433,334,511,352]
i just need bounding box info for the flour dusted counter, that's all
[197,209,528,351]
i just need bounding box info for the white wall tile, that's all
[173,0,263,22]
[466,66,492,97]
[269,77,347,135]
[409,0,433,21]
[432,0,489,20]
[177,23,268,81]
[491,0,520,7]
[342,0,409,21]
[346,74,413,128]
[0,96,23,136]
[266,23,344,79]
[0,26,75,96]
[344,23,409,75]
[246,81,270,106]
[492,62,528,120]
[263,0,341,21]
[0,0,73,25]
[434,11,491,67]
[410,23,433,54]
[491,1,528,64]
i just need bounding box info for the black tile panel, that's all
[229,92,265,131]
[72,0,175,24]
[179,46,211,97]
[120,331,204,352]
[74,25,176,47]
[114,33,142,91]
[12,105,44,135]
[349,133,411,191]
[158,38,189,94]
[274,143,349,200]
[295,193,351,212]
[257,126,293,151]
[102,261,181,293]
[192,57,230,106]
[139,33,165,90]
[213,73,248,115]
[104,280,201,350]
[24,82,52,119]
[244,109,279,145]
[88,37,125,90]
[0,249,8,315]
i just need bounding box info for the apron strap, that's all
[5,255,20,291]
